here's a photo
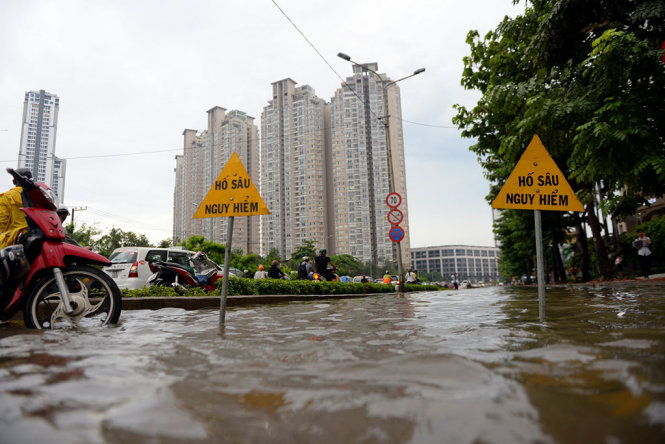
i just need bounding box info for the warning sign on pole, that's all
[193,152,269,218]
[492,135,583,212]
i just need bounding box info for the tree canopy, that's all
[454,0,665,279]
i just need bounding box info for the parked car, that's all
[103,247,196,290]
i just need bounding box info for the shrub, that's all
[120,277,442,298]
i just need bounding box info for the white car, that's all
[103,246,196,290]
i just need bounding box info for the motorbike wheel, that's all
[23,265,122,329]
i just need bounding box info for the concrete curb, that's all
[121,292,397,310]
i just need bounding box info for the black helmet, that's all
[56,207,70,219]
[15,168,32,179]
[319,248,327,254]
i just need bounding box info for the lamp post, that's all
[337,52,425,292]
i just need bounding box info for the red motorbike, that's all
[147,251,222,294]
[0,168,122,329]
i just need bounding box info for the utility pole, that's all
[69,206,87,233]
[337,52,425,292]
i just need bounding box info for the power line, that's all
[1,117,455,164]
[270,0,384,122]
[82,207,172,232]
[270,0,456,131]
[0,2,455,167]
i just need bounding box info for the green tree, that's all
[178,235,226,264]
[233,252,263,275]
[288,239,317,269]
[454,0,665,279]
[157,238,173,248]
[330,254,363,277]
[67,222,101,249]
[266,247,281,265]
[96,228,154,258]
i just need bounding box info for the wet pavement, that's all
[0,282,664,443]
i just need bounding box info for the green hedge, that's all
[121,278,445,298]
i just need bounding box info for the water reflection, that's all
[0,284,664,443]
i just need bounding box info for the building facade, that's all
[173,107,260,255]
[411,245,501,283]
[260,79,330,258]
[18,90,66,202]
[329,63,410,265]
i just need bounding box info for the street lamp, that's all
[337,52,425,292]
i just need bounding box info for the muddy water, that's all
[0,284,664,443]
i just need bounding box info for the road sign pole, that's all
[534,210,546,322]
[220,215,234,327]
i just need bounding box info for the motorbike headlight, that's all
[39,184,59,210]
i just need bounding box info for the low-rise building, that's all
[411,245,500,283]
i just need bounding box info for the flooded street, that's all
[1,284,664,443]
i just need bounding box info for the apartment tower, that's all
[173,107,260,254]
[18,90,66,202]
[260,79,330,258]
[330,63,411,265]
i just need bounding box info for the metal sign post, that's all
[386,192,405,292]
[534,210,546,322]
[491,135,584,322]
[219,216,234,326]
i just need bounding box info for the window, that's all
[168,252,192,266]
[146,250,167,262]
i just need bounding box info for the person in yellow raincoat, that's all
[0,168,33,250]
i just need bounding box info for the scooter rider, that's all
[314,248,337,281]
[298,256,314,280]
[267,260,286,279]
[0,168,32,250]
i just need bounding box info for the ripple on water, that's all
[0,285,664,443]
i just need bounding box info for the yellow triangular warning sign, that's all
[492,135,584,212]
[193,152,270,218]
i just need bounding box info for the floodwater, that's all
[0,284,664,443]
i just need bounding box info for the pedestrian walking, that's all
[451,272,459,290]
[632,229,652,279]
[405,269,418,284]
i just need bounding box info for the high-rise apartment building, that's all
[173,107,260,254]
[329,63,410,265]
[260,79,330,258]
[18,90,66,202]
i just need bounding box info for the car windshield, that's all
[108,250,138,264]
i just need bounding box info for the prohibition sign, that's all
[387,208,403,225]
[386,192,402,208]
[389,225,405,243]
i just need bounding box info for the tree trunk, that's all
[574,214,591,282]
[550,226,567,283]
[587,200,612,279]
[550,226,560,282]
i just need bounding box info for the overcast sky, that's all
[0,0,524,249]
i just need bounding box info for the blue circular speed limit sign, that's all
[386,192,402,208]
[389,225,404,243]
